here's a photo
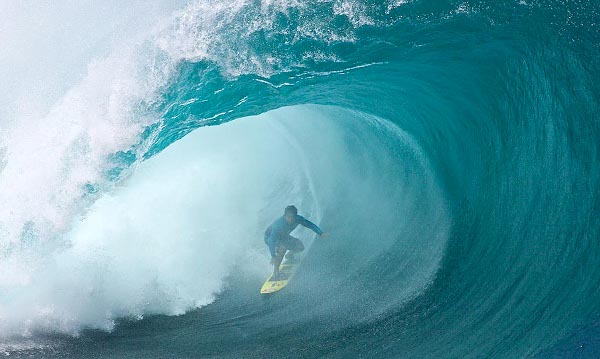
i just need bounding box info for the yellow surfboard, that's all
[260,258,300,294]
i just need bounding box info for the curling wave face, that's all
[0,0,599,357]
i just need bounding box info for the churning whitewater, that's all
[0,0,598,358]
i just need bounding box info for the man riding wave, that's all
[264,205,329,279]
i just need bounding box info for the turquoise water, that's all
[1,0,599,357]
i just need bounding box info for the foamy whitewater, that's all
[0,0,598,358]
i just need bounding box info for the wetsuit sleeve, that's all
[298,216,323,235]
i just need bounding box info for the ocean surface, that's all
[0,0,599,357]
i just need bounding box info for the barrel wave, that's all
[0,0,599,358]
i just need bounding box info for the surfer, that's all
[264,205,329,279]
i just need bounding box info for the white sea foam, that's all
[0,109,313,336]
[0,0,188,339]
[0,0,189,248]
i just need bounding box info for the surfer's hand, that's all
[320,233,329,238]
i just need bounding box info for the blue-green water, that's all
[1,0,599,357]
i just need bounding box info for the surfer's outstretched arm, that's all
[298,215,327,237]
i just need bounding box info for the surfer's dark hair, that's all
[284,205,298,215]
